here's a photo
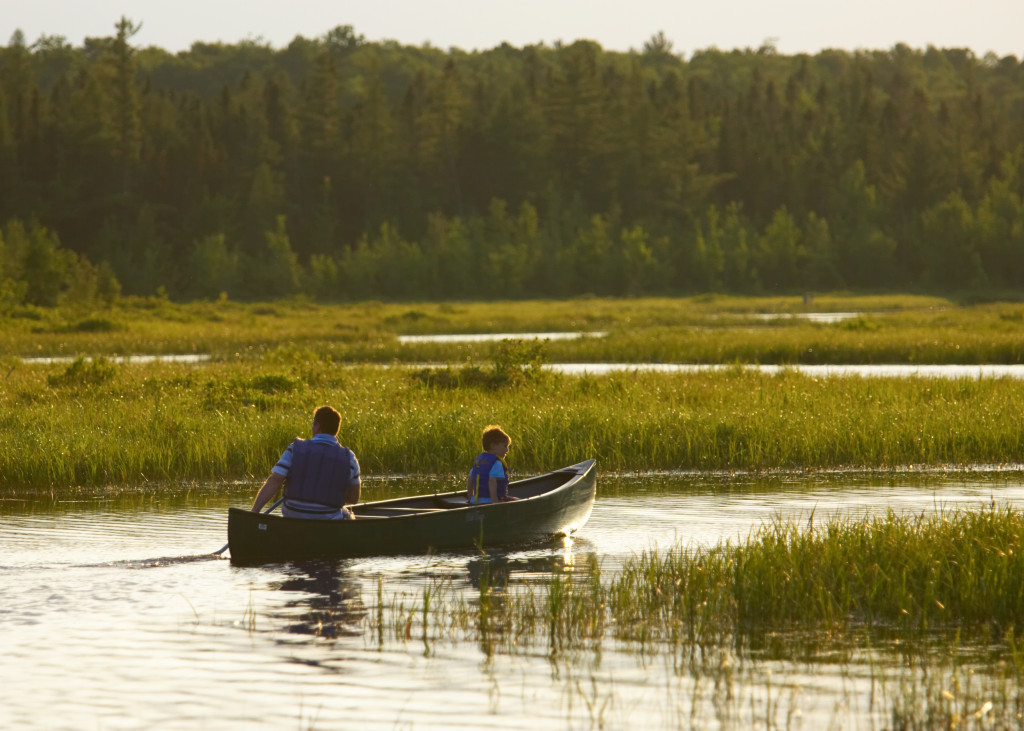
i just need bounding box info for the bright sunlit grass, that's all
[359,505,1024,660]
[2,350,1024,491]
[4,293,1021,365]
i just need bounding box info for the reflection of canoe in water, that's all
[227,459,597,564]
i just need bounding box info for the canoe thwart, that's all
[356,506,446,517]
[433,495,472,509]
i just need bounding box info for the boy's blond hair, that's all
[481,424,511,450]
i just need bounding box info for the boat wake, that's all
[81,554,226,569]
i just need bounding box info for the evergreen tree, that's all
[421,212,473,298]
[345,60,398,237]
[544,42,609,213]
[921,192,987,289]
[719,203,756,291]
[9,220,67,306]
[974,149,1024,287]
[188,233,240,299]
[0,27,1023,300]
[108,17,142,201]
[755,207,802,291]
[617,225,658,295]
[801,212,840,289]
[250,215,301,298]
[831,161,896,287]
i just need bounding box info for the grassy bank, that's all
[368,506,1024,652]
[610,504,1024,640]
[353,507,1024,728]
[2,353,1023,491]
[4,294,1024,364]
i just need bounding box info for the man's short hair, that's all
[481,424,510,450]
[313,405,342,436]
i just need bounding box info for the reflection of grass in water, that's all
[545,642,1020,729]
[243,587,257,633]
[360,507,1024,727]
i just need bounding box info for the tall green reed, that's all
[6,295,1022,365]
[610,504,1024,641]
[362,506,1024,657]
[4,357,1024,491]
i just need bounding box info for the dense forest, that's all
[1,19,1023,305]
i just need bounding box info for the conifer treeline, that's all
[1,20,1023,303]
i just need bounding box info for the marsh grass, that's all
[46,355,118,387]
[4,294,1023,365]
[349,507,1024,726]
[411,338,549,389]
[548,311,1024,365]
[4,354,1024,490]
[364,506,1024,662]
[610,505,1024,641]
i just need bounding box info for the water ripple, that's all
[3,477,1024,728]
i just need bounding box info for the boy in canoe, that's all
[467,425,518,504]
[251,405,361,519]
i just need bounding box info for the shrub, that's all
[47,356,118,387]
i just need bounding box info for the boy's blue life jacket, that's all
[468,452,510,503]
[284,438,353,509]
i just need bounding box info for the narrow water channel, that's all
[2,471,1022,728]
[18,353,1024,379]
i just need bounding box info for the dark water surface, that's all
[3,472,1024,729]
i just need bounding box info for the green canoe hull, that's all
[227,459,596,563]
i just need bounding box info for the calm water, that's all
[745,312,861,323]
[22,355,1024,380]
[397,332,607,343]
[393,313,861,343]
[18,354,212,364]
[3,472,1024,729]
[17,336,1024,382]
[548,362,1024,378]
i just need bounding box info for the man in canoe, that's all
[467,424,518,504]
[250,405,361,519]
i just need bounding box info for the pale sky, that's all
[3,0,1022,59]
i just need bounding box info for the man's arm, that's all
[345,477,361,506]
[251,472,285,512]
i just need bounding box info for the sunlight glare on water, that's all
[397,331,607,343]
[2,472,1024,728]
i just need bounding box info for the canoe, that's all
[227,459,597,563]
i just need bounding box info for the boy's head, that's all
[481,424,511,454]
[312,405,342,436]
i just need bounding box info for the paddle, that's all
[213,497,284,556]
